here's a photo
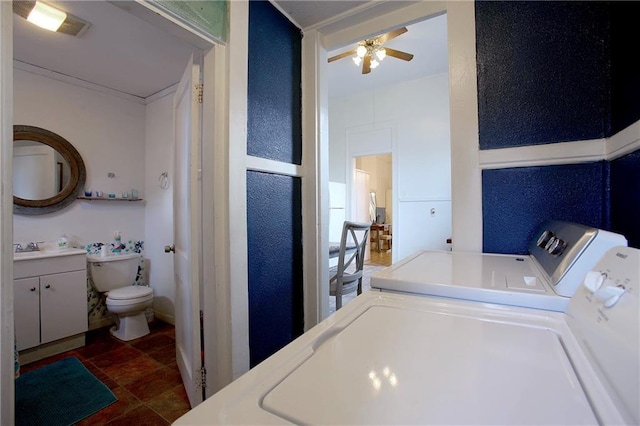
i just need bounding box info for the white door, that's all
[173,55,203,408]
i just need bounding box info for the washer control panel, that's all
[528,220,627,297]
[568,246,639,425]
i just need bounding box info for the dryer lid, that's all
[108,285,152,300]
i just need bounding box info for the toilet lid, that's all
[108,285,153,300]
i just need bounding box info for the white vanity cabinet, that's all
[14,250,87,358]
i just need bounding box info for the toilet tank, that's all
[87,252,140,292]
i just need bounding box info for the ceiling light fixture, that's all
[13,1,92,37]
[328,27,414,75]
[353,40,386,72]
[27,1,66,32]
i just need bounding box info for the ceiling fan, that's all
[328,27,414,74]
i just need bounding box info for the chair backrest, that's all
[336,221,371,278]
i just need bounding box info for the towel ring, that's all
[159,172,169,189]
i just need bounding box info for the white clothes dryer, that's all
[371,220,627,311]
[175,246,638,425]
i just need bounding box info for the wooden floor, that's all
[17,321,191,425]
[368,247,392,266]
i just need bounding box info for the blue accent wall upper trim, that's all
[482,162,608,255]
[476,1,609,150]
[610,149,640,249]
[247,0,302,164]
[247,171,303,367]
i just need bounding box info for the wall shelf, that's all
[77,196,143,202]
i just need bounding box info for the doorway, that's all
[354,154,392,267]
[10,0,216,410]
[328,14,451,266]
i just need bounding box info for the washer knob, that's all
[536,230,554,248]
[594,285,626,308]
[583,270,606,293]
[546,237,567,256]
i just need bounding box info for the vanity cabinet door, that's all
[40,270,88,345]
[14,277,41,351]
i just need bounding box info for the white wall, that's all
[13,69,145,247]
[13,69,176,322]
[329,73,452,259]
[144,91,176,323]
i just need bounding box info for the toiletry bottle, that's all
[57,234,68,249]
[113,231,122,253]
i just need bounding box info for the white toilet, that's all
[87,252,153,341]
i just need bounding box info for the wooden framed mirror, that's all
[13,125,86,215]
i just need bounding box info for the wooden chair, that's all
[330,221,371,310]
[379,225,392,251]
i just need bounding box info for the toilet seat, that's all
[107,286,153,306]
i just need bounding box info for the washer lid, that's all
[108,285,152,300]
[261,303,596,425]
[370,250,568,311]
[175,293,620,425]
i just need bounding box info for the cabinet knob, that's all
[45,284,51,289]
[30,287,36,292]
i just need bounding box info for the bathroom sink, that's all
[13,247,86,261]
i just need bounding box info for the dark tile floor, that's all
[17,320,191,425]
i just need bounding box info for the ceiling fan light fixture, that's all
[327,26,412,75]
[27,1,66,32]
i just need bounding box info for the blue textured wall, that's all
[247,0,302,164]
[610,2,640,135]
[476,1,609,149]
[247,171,303,367]
[482,162,609,254]
[246,1,303,368]
[477,1,640,253]
[610,149,640,249]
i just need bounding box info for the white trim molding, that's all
[246,155,302,177]
[607,119,640,161]
[479,119,640,170]
[14,60,147,105]
[478,138,606,169]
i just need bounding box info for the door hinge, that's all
[196,84,203,103]
[195,366,207,389]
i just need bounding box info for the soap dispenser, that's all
[113,231,125,253]
[57,234,68,249]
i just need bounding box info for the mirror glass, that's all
[369,191,377,223]
[13,125,86,215]
[14,140,71,200]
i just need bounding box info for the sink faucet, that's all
[26,242,41,251]
[14,242,44,252]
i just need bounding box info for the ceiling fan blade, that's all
[385,47,414,61]
[375,27,408,45]
[328,49,357,63]
[362,55,371,74]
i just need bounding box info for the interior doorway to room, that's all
[353,153,392,267]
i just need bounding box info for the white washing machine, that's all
[175,246,639,425]
[371,220,627,311]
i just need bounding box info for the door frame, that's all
[345,125,396,261]
[302,1,482,325]
[0,2,230,420]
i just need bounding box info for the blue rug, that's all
[15,356,117,426]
